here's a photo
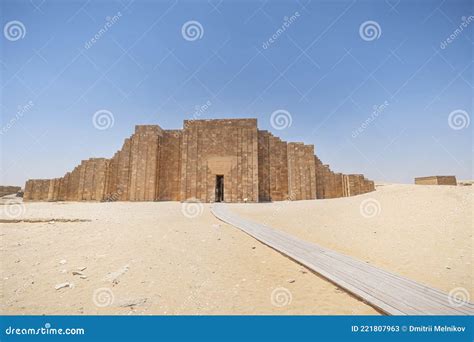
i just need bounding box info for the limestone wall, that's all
[314,162,338,199]
[415,176,457,185]
[158,130,182,201]
[23,181,33,201]
[257,131,289,201]
[23,179,58,201]
[333,173,344,198]
[58,173,70,200]
[341,174,375,196]
[66,165,81,201]
[24,179,45,201]
[129,125,162,201]
[287,143,316,200]
[314,161,375,199]
[0,186,21,197]
[257,131,271,201]
[314,156,324,199]
[105,138,132,201]
[269,135,289,201]
[47,178,60,201]
[180,119,259,202]
[320,165,332,198]
[23,118,376,202]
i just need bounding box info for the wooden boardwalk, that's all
[211,204,473,315]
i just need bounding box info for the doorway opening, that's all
[215,175,224,202]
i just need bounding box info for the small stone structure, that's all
[414,176,457,186]
[23,119,375,202]
[0,186,21,197]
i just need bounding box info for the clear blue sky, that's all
[1,0,472,186]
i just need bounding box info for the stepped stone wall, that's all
[24,118,375,202]
[257,131,289,201]
[287,143,316,200]
[105,138,132,201]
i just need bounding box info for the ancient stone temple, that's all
[23,119,375,202]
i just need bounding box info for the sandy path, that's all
[0,198,376,315]
[231,184,473,301]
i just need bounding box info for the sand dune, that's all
[0,184,471,315]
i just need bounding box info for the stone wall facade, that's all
[180,119,259,202]
[24,119,375,202]
[414,176,457,186]
[0,186,21,197]
[287,143,316,200]
[257,131,289,201]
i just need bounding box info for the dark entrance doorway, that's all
[215,175,224,202]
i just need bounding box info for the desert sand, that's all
[0,184,471,315]
[232,184,473,301]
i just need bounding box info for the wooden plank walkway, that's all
[211,204,474,315]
